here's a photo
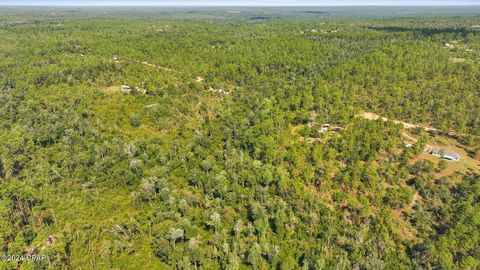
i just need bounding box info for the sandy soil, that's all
[139,61,176,72]
[358,112,438,132]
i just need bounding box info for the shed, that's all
[121,84,132,94]
[218,89,229,94]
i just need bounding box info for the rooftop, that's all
[430,148,461,160]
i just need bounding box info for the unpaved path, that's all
[409,192,421,209]
[358,112,475,139]
[359,112,438,132]
[114,56,208,85]
[358,112,437,149]
[402,132,418,143]
[137,61,177,72]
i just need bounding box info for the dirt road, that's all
[358,112,438,132]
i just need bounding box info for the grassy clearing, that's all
[410,133,480,180]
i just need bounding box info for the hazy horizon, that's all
[1,0,479,6]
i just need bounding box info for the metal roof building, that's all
[430,149,461,161]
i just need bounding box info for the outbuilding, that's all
[121,84,132,94]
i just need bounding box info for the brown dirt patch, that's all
[104,86,120,93]
[449,57,467,63]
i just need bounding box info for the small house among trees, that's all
[429,148,461,161]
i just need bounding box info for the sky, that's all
[0,0,479,5]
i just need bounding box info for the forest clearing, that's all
[359,112,480,176]
[358,111,438,132]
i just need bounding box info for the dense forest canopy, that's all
[1,6,480,269]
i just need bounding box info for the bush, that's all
[129,114,141,127]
